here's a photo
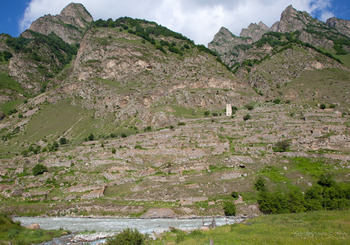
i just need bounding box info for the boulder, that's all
[27,223,40,229]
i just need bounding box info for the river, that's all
[14,216,244,233]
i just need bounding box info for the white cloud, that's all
[19,0,335,45]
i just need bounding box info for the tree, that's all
[223,201,236,216]
[106,228,146,245]
[59,137,67,145]
[287,189,306,213]
[320,103,326,110]
[32,164,48,176]
[254,176,267,192]
[273,140,290,152]
[317,173,336,188]
[88,133,95,141]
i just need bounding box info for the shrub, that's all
[317,173,336,188]
[243,114,251,121]
[258,174,350,214]
[111,148,116,154]
[144,126,152,132]
[254,177,267,192]
[223,201,236,216]
[88,133,95,141]
[32,164,48,176]
[204,111,210,117]
[121,133,127,138]
[49,141,59,151]
[106,228,146,245]
[273,140,290,152]
[320,103,326,110]
[231,191,239,199]
[273,98,281,104]
[245,104,254,110]
[59,137,67,145]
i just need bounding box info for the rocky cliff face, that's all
[270,5,319,33]
[327,17,350,38]
[240,22,269,42]
[208,27,253,67]
[28,3,93,44]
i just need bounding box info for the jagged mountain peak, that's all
[240,22,269,42]
[60,3,93,24]
[270,4,319,33]
[28,2,93,44]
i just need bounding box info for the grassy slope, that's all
[0,214,67,245]
[282,68,350,110]
[155,210,350,245]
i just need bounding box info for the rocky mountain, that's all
[0,3,349,218]
[209,5,350,99]
[25,3,93,44]
[240,22,269,42]
[327,17,350,37]
[269,5,318,33]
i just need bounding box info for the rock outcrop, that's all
[208,27,253,67]
[270,5,318,33]
[29,3,93,44]
[327,17,350,38]
[240,22,269,42]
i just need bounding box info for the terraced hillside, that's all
[1,102,349,217]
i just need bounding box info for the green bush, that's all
[106,228,146,245]
[273,140,290,152]
[223,201,236,216]
[320,103,326,110]
[254,177,267,192]
[32,164,48,176]
[231,191,239,199]
[243,114,251,121]
[258,174,350,214]
[144,126,152,132]
[59,137,67,145]
[88,133,95,141]
[273,98,281,104]
[245,104,254,110]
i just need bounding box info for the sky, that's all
[1,0,350,45]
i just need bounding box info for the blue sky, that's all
[1,0,350,44]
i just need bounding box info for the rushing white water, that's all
[14,216,244,233]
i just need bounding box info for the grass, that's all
[289,157,330,177]
[0,99,23,115]
[0,73,25,94]
[0,214,68,245]
[284,68,350,111]
[0,99,120,155]
[153,210,350,244]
